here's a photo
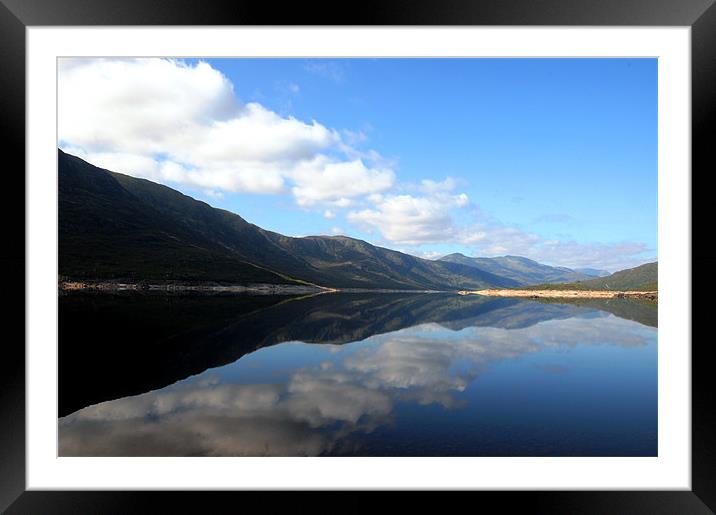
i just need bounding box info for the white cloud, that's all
[291,157,395,207]
[59,59,238,152]
[348,192,469,245]
[323,210,336,219]
[59,57,391,204]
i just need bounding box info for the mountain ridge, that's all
[59,149,648,291]
[59,149,518,290]
[438,252,598,286]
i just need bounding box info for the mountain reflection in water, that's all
[59,293,657,457]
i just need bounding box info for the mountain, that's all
[59,150,519,290]
[438,253,595,286]
[525,262,658,291]
[59,150,299,286]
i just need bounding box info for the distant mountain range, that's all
[524,262,658,292]
[58,149,650,290]
[438,253,607,286]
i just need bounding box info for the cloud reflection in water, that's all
[59,311,655,456]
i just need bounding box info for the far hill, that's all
[524,262,658,291]
[59,150,518,290]
[439,253,596,286]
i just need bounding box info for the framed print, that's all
[3,0,715,512]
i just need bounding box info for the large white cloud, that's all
[348,192,469,245]
[59,58,393,202]
[291,156,395,207]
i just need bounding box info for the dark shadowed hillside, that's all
[59,150,297,285]
[59,150,519,290]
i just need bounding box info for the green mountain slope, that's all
[525,262,658,291]
[59,150,519,290]
[439,253,594,286]
[59,150,298,285]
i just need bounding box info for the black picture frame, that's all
[2,0,714,512]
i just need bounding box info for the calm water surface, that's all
[59,293,657,456]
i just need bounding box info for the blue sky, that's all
[58,57,657,271]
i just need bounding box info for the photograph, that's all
[56,57,658,458]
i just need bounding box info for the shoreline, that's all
[58,280,330,295]
[459,289,658,300]
[58,281,657,300]
[57,280,444,295]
